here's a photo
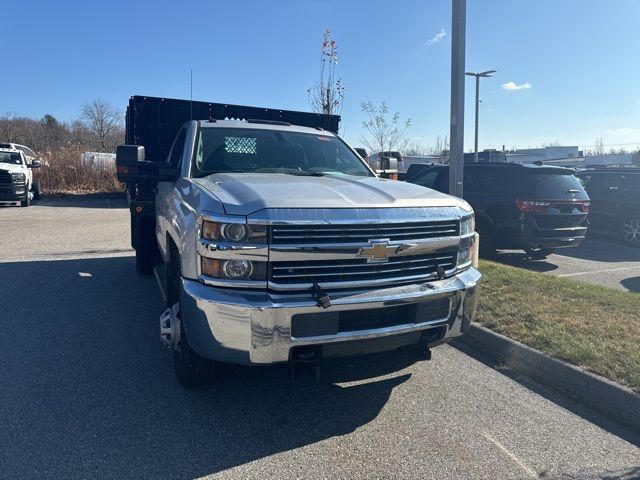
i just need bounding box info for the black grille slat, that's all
[273,230,458,242]
[270,252,457,285]
[271,254,456,272]
[0,170,11,184]
[272,264,455,279]
[271,220,460,244]
[274,223,458,233]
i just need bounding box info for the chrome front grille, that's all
[270,251,457,287]
[270,220,459,245]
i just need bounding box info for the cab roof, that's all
[196,119,335,136]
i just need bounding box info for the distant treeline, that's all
[0,99,124,154]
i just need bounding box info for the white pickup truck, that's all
[0,147,41,207]
[117,96,481,387]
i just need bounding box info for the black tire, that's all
[32,181,41,201]
[526,247,555,260]
[167,246,214,388]
[620,216,640,247]
[476,219,497,258]
[20,193,31,207]
[174,318,215,388]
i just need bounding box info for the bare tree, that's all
[308,30,345,116]
[80,99,124,151]
[610,146,629,155]
[402,141,431,156]
[0,106,124,154]
[360,101,411,155]
[432,134,449,160]
[402,135,449,159]
[0,113,46,150]
[0,113,19,142]
[593,137,605,156]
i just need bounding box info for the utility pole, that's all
[465,70,496,162]
[449,0,466,198]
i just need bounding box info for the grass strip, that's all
[476,260,640,392]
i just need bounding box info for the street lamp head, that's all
[466,70,496,78]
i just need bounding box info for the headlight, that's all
[201,257,267,281]
[460,215,475,236]
[202,219,267,243]
[456,234,479,270]
[456,219,477,270]
[11,172,26,182]
[457,246,471,266]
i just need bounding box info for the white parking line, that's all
[557,266,635,278]
[482,432,537,478]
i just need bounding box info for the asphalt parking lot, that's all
[1,198,639,480]
[494,239,640,292]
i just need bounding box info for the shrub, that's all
[35,146,124,194]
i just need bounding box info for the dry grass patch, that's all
[35,146,124,195]
[476,260,640,392]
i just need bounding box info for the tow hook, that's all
[290,346,322,382]
[424,346,432,360]
[159,303,181,350]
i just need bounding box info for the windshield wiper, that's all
[195,169,245,178]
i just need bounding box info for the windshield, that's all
[192,128,372,178]
[0,152,22,165]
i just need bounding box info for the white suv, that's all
[0,148,41,207]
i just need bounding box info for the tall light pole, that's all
[449,0,466,198]
[465,70,496,162]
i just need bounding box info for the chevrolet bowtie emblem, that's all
[356,239,398,263]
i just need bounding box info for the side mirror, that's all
[380,156,398,171]
[116,145,146,182]
[29,159,42,169]
[116,144,180,183]
[117,145,145,164]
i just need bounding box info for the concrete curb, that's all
[458,323,640,432]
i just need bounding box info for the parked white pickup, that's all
[0,148,41,207]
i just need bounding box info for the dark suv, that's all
[407,163,590,258]
[575,168,640,246]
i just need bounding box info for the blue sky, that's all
[2,0,639,152]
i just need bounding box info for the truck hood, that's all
[192,173,470,216]
[0,163,26,174]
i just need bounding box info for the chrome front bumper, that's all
[179,268,481,365]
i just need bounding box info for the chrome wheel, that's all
[622,219,640,244]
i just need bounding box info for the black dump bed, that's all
[125,95,341,164]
